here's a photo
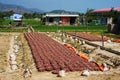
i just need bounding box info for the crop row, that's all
[24,32,100,72]
[66,32,108,41]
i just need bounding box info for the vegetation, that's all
[0,27,28,32]
[86,8,120,24]
[23,12,42,19]
[0,11,13,24]
[33,25,107,32]
[104,33,120,39]
[0,11,119,40]
[23,19,42,26]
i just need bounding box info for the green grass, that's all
[33,25,120,39]
[0,19,42,26]
[23,19,42,26]
[104,33,120,39]
[22,19,107,32]
[33,25,107,32]
[0,19,119,39]
[0,27,28,32]
[1,19,107,32]
[1,19,119,39]
[0,20,13,25]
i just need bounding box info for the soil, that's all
[0,32,120,80]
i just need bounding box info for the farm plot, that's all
[66,32,108,41]
[0,33,11,72]
[24,32,100,72]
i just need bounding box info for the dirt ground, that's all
[0,32,120,80]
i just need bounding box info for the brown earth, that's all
[0,32,120,80]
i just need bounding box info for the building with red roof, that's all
[92,7,120,13]
[43,13,79,25]
[92,7,120,34]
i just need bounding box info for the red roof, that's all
[114,7,120,12]
[92,7,120,12]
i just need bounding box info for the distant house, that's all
[10,13,23,21]
[92,7,120,34]
[92,7,120,25]
[92,7,120,13]
[43,13,79,25]
[10,13,23,27]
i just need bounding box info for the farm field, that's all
[0,32,120,80]
[66,32,108,41]
[24,32,100,72]
[0,27,28,32]
[33,25,107,32]
[65,32,120,53]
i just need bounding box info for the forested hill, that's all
[0,2,44,14]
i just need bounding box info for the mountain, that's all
[49,10,80,14]
[0,2,44,14]
[0,2,80,14]
[29,8,44,13]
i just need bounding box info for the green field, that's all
[33,25,107,32]
[23,19,42,26]
[1,18,120,39]
[0,19,107,32]
[0,19,120,39]
[0,27,28,32]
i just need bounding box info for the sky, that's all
[0,0,120,13]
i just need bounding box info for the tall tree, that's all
[23,13,32,19]
[32,12,41,18]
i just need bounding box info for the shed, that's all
[92,7,120,34]
[10,13,23,27]
[10,13,23,21]
[43,13,79,25]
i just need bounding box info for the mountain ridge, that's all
[0,2,80,14]
[0,2,44,14]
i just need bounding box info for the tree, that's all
[23,12,41,19]
[85,9,96,23]
[32,12,41,18]
[23,13,32,19]
[0,12,4,24]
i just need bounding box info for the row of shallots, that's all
[24,33,100,72]
[66,32,108,41]
[9,36,20,71]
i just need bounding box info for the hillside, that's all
[0,2,44,13]
[49,10,80,14]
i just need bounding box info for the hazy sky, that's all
[0,0,119,13]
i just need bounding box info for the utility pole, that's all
[101,28,104,47]
[86,16,88,33]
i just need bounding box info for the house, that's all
[92,7,120,34]
[10,13,23,21]
[10,13,23,26]
[43,13,79,25]
[92,7,120,13]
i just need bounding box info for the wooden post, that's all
[101,32,104,47]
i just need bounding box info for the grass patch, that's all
[104,33,120,39]
[0,27,28,32]
[33,25,107,32]
[23,19,42,26]
[0,20,12,26]
[1,19,120,39]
